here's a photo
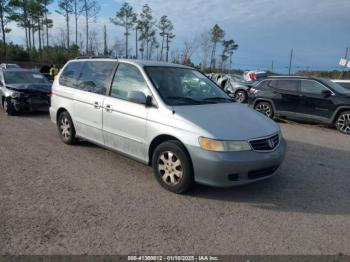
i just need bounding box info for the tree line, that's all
[0,0,239,71]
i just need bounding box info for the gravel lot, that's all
[0,109,349,255]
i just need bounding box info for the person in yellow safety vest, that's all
[49,64,58,81]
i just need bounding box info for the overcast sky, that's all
[7,0,350,73]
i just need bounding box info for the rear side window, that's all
[59,62,82,88]
[76,61,117,95]
[301,80,328,95]
[110,63,150,100]
[269,80,299,92]
[257,80,269,89]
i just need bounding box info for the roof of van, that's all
[70,58,194,69]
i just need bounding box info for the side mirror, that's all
[127,91,147,104]
[321,90,332,97]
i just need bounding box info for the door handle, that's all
[105,104,113,112]
[94,101,101,109]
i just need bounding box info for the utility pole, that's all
[103,25,108,56]
[340,46,349,79]
[288,48,293,75]
[271,60,274,73]
[135,28,138,59]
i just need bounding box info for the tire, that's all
[254,101,274,118]
[234,90,247,103]
[3,98,17,116]
[57,111,77,145]
[335,111,350,135]
[152,140,194,194]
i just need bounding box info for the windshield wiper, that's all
[202,97,234,103]
[166,96,204,104]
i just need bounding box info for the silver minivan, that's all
[50,58,286,193]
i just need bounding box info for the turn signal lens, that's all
[199,137,251,152]
[199,137,224,151]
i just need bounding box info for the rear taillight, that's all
[248,88,257,94]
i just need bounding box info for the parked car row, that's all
[206,73,253,103]
[2,59,349,194]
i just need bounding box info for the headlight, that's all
[11,91,22,98]
[199,137,251,152]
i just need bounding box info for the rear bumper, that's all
[187,138,287,187]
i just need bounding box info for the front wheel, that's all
[254,101,274,118]
[3,98,18,116]
[152,141,194,194]
[234,90,247,103]
[335,111,350,135]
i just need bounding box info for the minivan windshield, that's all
[4,71,50,84]
[145,66,233,106]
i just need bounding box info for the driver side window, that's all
[111,63,150,100]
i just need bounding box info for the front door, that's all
[298,79,336,121]
[103,63,152,162]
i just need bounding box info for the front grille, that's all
[249,134,279,151]
[248,166,279,180]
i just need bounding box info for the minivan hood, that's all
[6,83,52,93]
[173,102,279,140]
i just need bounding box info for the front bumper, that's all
[11,95,50,111]
[187,138,286,187]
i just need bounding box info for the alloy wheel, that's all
[337,113,350,134]
[158,151,183,186]
[235,91,246,103]
[256,103,272,118]
[60,116,71,140]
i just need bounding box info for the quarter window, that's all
[111,63,150,100]
[76,61,117,95]
[276,80,299,92]
[301,80,328,95]
[59,62,82,88]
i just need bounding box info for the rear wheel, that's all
[234,90,247,103]
[254,101,274,118]
[152,141,194,194]
[335,111,350,135]
[58,111,77,144]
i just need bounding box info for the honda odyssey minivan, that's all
[50,58,286,193]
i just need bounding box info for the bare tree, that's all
[72,0,83,46]
[88,28,99,54]
[198,31,211,70]
[81,0,100,54]
[181,38,198,64]
[56,0,73,48]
